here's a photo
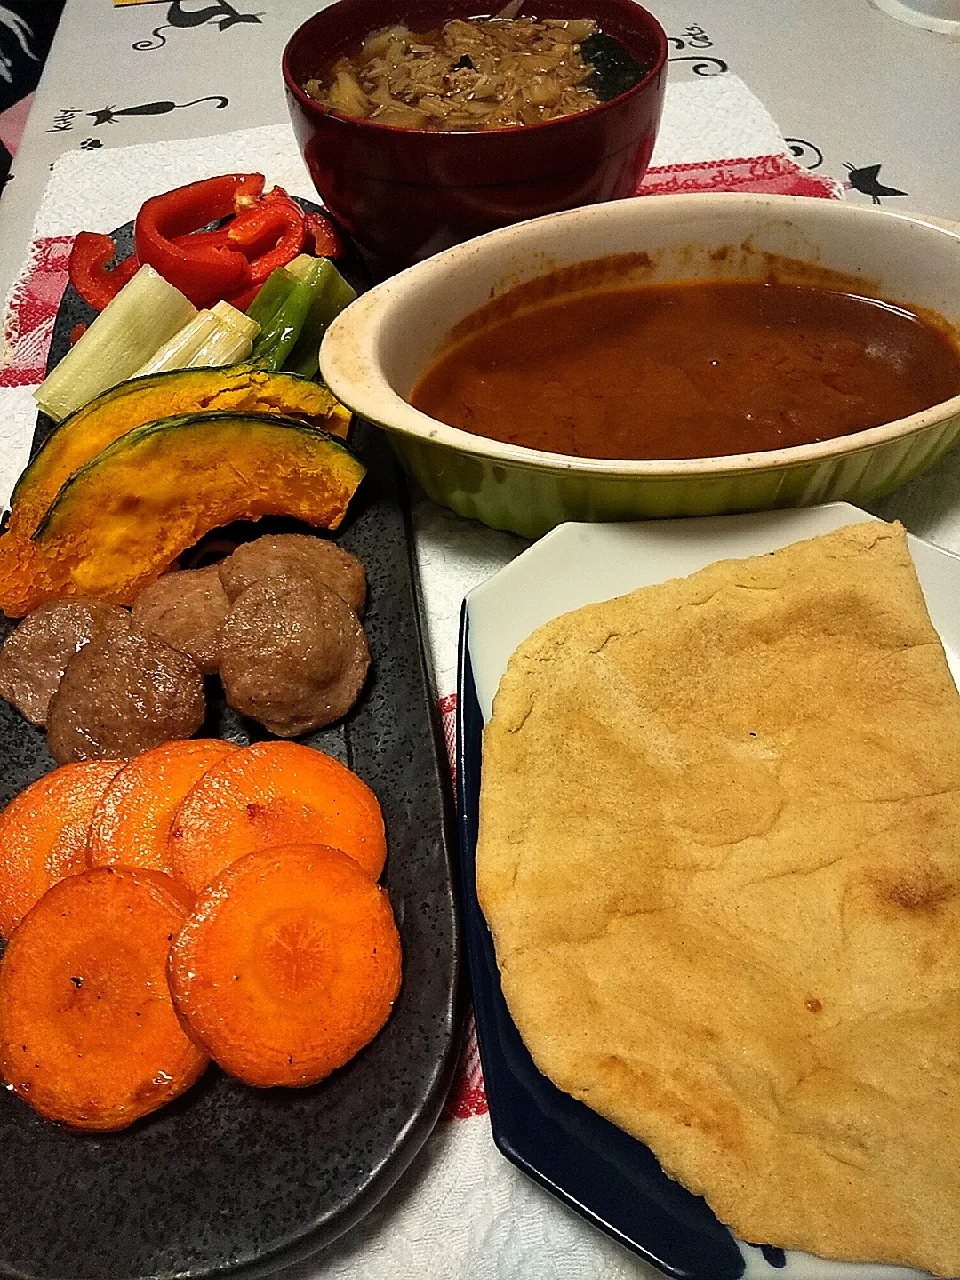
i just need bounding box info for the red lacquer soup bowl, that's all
[282,0,667,274]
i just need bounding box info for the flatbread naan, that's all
[477,520,960,1275]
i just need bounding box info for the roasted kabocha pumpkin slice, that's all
[0,368,351,616]
[3,412,364,613]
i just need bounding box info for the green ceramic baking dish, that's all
[320,193,960,539]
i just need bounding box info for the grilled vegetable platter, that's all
[0,193,460,1280]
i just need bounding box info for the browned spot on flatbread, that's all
[870,866,957,915]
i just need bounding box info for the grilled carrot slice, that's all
[0,760,125,939]
[169,844,402,1087]
[0,866,208,1130]
[87,738,239,879]
[168,741,387,893]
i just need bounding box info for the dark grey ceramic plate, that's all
[0,221,461,1280]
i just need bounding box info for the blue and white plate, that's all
[456,502,960,1280]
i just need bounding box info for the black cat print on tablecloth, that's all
[844,161,908,204]
[86,96,229,126]
[133,0,263,52]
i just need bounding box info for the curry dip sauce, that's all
[410,267,960,460]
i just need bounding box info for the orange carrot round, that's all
[168,843,401,1087]
[0,761,125,939]
[87,738,240,879]
[0,866,208,1130]
[168,741,387,893]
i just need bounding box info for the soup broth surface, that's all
[410,278,960,459]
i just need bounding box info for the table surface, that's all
[0,0,957,304]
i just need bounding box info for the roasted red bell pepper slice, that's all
[130,173,335,311]
[172,227,232,250]
[221,188,304,291]
[227,189,307,289]
[134,173,266,308]
[68,232,141,312]
[223,204,340,311]
[304,211,343,260]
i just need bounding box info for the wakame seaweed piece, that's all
[579,32,649,102]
